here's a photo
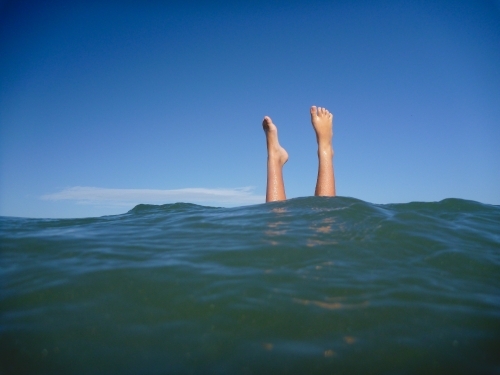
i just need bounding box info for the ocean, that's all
[1,196,499,374]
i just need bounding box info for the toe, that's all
[310,106,317,116]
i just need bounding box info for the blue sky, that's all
[1,0,499,218]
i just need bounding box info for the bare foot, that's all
[310,106,333,156]
[262,116,288,166]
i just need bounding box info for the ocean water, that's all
[1,196,499,375]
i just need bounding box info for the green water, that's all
[1,197,499,374]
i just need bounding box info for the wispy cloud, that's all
[42,186,264,207]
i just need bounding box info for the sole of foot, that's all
[310,106,333,154]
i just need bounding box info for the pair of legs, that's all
[263,106,336,202]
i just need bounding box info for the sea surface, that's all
[1,197,499,375]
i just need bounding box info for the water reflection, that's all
[293,298,369,310]
[264,208,288,244]
[307,217,338,247]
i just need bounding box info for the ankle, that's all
[268,146,288,165]
[318,146,333,159]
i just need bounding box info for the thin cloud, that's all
[42,186,264,207]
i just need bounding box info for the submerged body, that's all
[1,197,499,374]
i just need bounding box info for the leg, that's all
[310,106,336,196]
[262,116,288,202]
